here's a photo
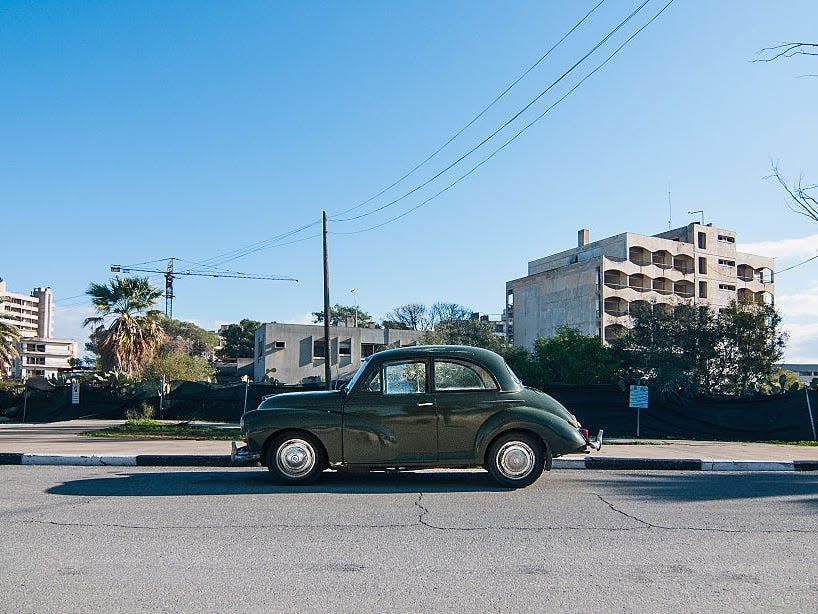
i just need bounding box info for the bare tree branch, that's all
[754,42,818,62]
[770,164,818,223]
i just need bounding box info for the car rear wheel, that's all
[266,433,325,485]
[486,432,545,488]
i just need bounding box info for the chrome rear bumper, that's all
[231,441,260,464]
[587,429,604,451]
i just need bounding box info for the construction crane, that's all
[110,258,297,318]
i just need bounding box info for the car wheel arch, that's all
[482,428,550,467]
[261,428,329,470]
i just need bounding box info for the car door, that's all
[342,358,438,464]
[432,358,505,463]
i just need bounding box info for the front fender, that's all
[475,406,586,462]
[243,408,343,463]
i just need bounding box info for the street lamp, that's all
[350,288,358,327]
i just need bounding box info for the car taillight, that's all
[579,428,589,442]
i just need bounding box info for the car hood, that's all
[257,390,344,411]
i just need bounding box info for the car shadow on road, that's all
[46,468,510,497]
[583,472,818,507]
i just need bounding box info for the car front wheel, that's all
[266,433,325,484]
[486,432,545,488]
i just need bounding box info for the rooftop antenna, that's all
[688,210,704,225]
[667,182,672,230]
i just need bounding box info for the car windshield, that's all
[344,356,371,392]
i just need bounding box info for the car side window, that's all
[433,359,497,391]
[363,370,382,393]
[383,360,427,395]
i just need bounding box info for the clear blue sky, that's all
[2,1,817,360]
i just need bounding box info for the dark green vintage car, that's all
[232,345,602,488]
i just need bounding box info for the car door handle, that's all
[417,402,434,407]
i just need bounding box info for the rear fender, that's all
[475,407,585,462]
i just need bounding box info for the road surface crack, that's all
[593,494,818,534]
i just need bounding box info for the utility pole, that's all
[165,259,175,318]
[322,211,331,390]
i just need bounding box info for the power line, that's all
[331,0,608,219]
[168,2,610,271]
[333,0,675,236]
[776,253,818,275]
[331,0,652,224]
[174,220,322,271]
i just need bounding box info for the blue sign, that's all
[629,385,648,409]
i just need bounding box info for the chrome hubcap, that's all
[276,439,316,478]
[496,441,536,479]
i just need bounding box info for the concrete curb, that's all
[553,456,818,471]
[0,453,817,471]
[0,453,233,467]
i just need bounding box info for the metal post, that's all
[243,379,250,416]
[322,211,331,390]
[21,379,28,423]
[636,406,640,438]
[807,389,816,441]
[159,375,165,420]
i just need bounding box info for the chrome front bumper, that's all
[231,441,261,464]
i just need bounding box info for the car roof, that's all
[366,345,520,391]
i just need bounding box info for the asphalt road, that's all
[1,467,817,613]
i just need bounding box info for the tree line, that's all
[0,275,801,397]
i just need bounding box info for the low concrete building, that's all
[253,323,424,384]
[506,223,775,349]
[13,337,78,380]
[779,364,818,387]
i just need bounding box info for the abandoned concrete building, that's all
[506,223,775,349]
[253,322,425,384]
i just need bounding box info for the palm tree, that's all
[0,320,20,377]
[84,276,164,376]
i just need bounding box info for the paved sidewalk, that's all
[1,420,817,469]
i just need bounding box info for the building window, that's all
[719,284,736,291]
[339,339,351,356]
[313,338,326,359]
[26,343,46,353]
[274,341,286,350]
[698,257,707,275]
[699,281,708,298]
[717,234,735,244]
[718,259,735,267]
[361,343,386,358]
[698,232,707,250]
[257,338,263,362]
[26,356,46,365]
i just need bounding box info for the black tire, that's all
[265,432,325,485]
[486,431,545,488]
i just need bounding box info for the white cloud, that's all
[776,284,818,318]
[739,233,818,261]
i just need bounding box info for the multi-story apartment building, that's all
[0,278,76,379]
[506,223,774,349]
[254,323,424,384]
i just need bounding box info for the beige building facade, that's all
[0,278,76,379]
[506,223,775,349]
[254,323,425,384]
